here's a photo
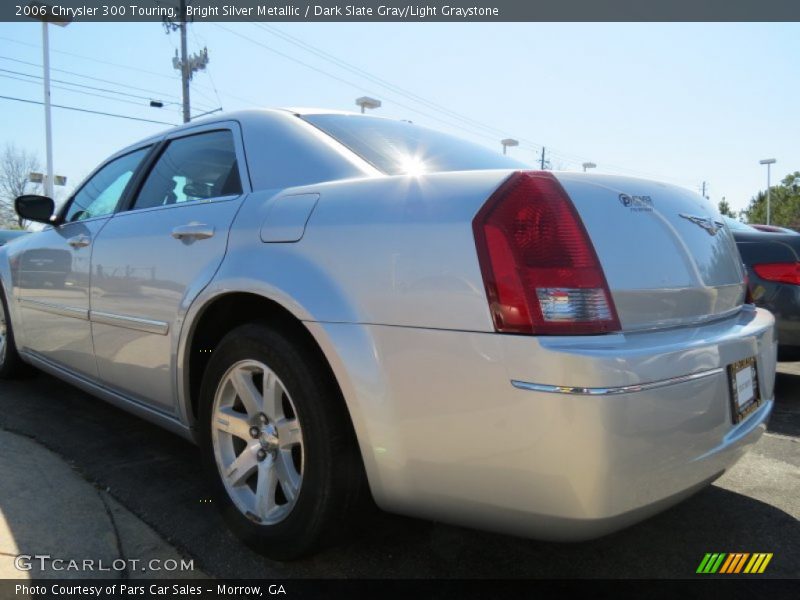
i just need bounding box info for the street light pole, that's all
[27,4,69,199]
[355,96,381,114]
[760,158,777,225]
[582,162,596,173]
[41,20,54,199]
[500,138,519,155]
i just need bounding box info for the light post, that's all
[582,162,597,172]
[27,3,70,199]
[759,158,777,225]
[500,138,518,155]
[355,96,381,114]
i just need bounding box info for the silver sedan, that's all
[0,109,776,559]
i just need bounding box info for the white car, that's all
[0,109,776,559]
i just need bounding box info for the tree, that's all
[743,171,800,229]
[0,143,40,229]
[717,197,735,218]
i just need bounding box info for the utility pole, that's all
[540,147,546,170]
[701,181,707,199]
[179,4,189,124]
[165,1,208,123]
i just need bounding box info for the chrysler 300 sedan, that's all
[0,109,776,559]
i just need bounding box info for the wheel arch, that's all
[179,287,391,504]
[182,290,320,425]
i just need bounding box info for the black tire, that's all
[0,282,31,379]
[197,321,365,560]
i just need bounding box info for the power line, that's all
[0,35,178,81]
[253,22,522,143]
[0,94,178,126]
[0,66,181,107]
[0,72,183,114]
[242,24,696,186]
[191,22,224,110]
[0,55,186,104]
[213,23,520,150]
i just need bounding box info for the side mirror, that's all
[15,195,55,224]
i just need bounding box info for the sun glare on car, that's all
[397,154,428,176]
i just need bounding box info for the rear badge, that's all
[679,213,724,236]
[619,193,654,212]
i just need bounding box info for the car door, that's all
[89,124,249,414]
[15,146,151,377]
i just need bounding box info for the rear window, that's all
[723,216,756,232]
[301,114,528,175]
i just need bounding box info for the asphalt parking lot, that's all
[0,364,797,579]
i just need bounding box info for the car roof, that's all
[113,108,400,159]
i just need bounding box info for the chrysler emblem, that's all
[679,213,724,236]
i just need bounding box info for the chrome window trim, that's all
[90,311,169,336]
[18,298,88,321]
[511,367,725,396]
[111,194,241,218]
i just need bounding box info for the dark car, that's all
[0,230,29,246]
[726,217,800,357]
[749,223,800,235]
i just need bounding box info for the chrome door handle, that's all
[171,223,215,241]
[67,234,91,249]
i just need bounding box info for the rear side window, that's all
[301,114,528,175]
[130,130,242,211]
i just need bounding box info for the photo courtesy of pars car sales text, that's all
[15,584,285,596]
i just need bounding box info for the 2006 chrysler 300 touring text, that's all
[0,109,776,559]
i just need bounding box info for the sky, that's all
[0,21,798,214]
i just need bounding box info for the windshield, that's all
[301,114,528,175]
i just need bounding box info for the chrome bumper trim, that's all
[511,367,725,396]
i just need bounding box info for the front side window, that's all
[64,147,149,222]
[130,130,242,211]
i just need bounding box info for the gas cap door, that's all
[259,193,320,243]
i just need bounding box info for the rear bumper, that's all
[311,306,776,540]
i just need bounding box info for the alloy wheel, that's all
[211,360,304,525]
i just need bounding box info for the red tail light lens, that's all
[473,171,621,335]
[753,262,800,285]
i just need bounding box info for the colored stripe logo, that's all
[697,553,773,574]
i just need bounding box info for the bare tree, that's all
[0,143,40,229]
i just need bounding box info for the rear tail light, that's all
[753,262,800,285]
[473,171,620,335]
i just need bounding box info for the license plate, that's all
[727,357,761,424]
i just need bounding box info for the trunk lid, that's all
[554,173,746,331]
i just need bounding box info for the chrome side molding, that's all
[511,367,725,396]
[18,299,168,335]
[90,311,169,335]
[18,298,89,321]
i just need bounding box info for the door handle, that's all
[171,223,215,241]
[67,234,91,249]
